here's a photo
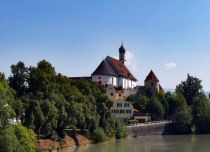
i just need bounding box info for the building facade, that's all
[110,101,134,119]
[91,45,137,89]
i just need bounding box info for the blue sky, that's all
[1,0,210,90]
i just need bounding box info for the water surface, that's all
[69,135,210,152]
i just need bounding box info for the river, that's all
[68,135,210,152]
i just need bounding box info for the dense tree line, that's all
[127,74,210,134]
[7,60,126,143]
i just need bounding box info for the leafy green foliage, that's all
[114,119,127,139]
[166,93,187,117]
[92,127,107,143]
[176,74,203,105]
[132,95,149,112]
[147,98,165,121]
[0,73,15,129]
[192,94,210,133]
[14,125,37,152]
[8,60,125,142]
[0,125,36,152]
[0,127,23,152]
[173,108,192,134]
[9,61,29,97]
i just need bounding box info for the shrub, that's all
[14,125,37,152]
[115,119,127,139]
[0,127,23,152]
[92,127,107,143]
[0,125,36,152]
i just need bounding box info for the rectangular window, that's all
[126,110,131,114]
[124,103,129,107]
[120,110,125,114]
[117,103,122,107]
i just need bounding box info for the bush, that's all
[0,127,23,152]
[0,125,36,152]
[92,127,107,143]
[14,125,37,152]
[115,119,127,139]
[173,108,192,134]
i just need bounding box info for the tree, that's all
[168,93,187,117]
[132,95,149,112]
[0,73,15,129]
[157,92,169,118]
[24,61,59,138]
[173,107,192,134]
[192,94,210,133]
[146,98,165,120]
[28,60,57,97]
[9,61,29,97]
[24,99,44,139]
[40,100,58,137]
[0,99,15,129]
[176,74,203,105]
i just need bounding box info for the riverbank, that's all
[36,135,92,152]
[36,121,175,152]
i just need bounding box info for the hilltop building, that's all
[73,45,164,120]
[91,45,137,89]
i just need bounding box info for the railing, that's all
[127,120,172,128]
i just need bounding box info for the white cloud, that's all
[125,51,139,75]
[164,62,177,70]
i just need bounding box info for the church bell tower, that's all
[119,44,126,64]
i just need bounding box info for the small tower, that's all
[119,44,126,64]
[144,70,160,92]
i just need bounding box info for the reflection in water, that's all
[68,135,210,152]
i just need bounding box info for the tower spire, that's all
[119,44,126,64]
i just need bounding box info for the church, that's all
[91,45,137,89]
[77,45,163,119]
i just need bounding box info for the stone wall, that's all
[127,122,174,137]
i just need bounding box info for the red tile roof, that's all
[92,56,137,81]
[145,70,159,82]
[106,56,137,81]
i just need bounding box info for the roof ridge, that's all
[106,56,137,81]
[145,70,159,82]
